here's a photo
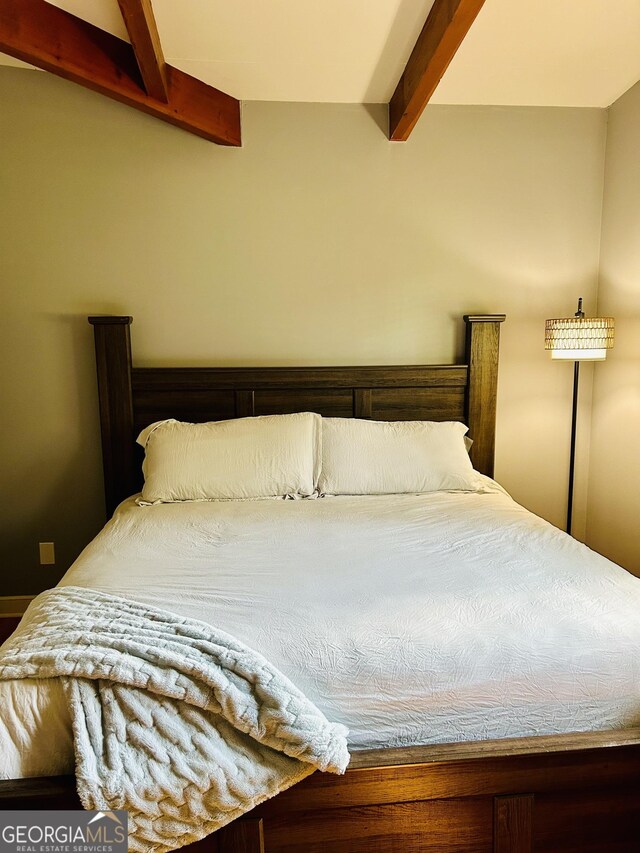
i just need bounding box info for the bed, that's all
[2,313,640,853]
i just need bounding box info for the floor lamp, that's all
[545,298,615,535]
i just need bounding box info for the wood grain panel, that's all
[0,617,21,645]
[350,728,640,769]
[133,388,237,430]
[465,315,505,476]
[494,795,533,853]
[253,389,353,417]
[216,819,264,853]
[132,365,469,391]
[354,388,373,418]
[235,390,255,418]
[371,386,465,421]
[252,744,640,817]
[264,798,492,853]
[89,317,136,517]
[0,775,80,810]
[533,787,640,853]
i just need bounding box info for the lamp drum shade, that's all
[545,315,615,361]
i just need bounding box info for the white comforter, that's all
[3,480,640,779]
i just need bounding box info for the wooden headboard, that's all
[88,314,506,516]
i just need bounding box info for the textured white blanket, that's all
[0,587,349,852]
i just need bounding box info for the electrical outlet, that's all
[39,542,55,566]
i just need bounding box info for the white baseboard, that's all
[0,595,35,617]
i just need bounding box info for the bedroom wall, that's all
[586,81,640,575]
[0,68,607,595]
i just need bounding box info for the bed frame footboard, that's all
[3,730,640,853]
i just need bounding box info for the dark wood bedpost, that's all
[88,316,135,517]
[464,314,506,478]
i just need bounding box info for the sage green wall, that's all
[587,81,640,575]
[0,68,607,594]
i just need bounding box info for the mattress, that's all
[3,479,640,780]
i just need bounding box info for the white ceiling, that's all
[2,0,640,107]
[431,0,640,108]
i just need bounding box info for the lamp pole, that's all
[566,359,580,535]
[565,298,583,536]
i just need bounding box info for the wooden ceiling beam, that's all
[116,0,168,103]
[389,0,486,141]
[0,0,241,146]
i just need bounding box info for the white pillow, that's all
[318,418,479,495]
[137,413,320,503]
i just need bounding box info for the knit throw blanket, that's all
[0,587,349,852]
